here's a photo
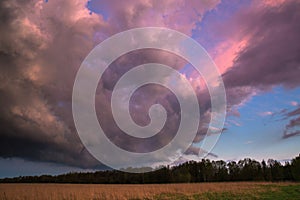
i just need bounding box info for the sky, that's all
[0,0,300,177]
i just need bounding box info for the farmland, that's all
[0,182,299,200]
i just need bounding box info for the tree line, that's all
[1,154,299,183]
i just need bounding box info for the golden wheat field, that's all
[0,182,299,200]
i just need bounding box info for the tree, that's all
[291,154,300,181]
[214,160,228,181]
[262,160,272,181]
[268,159,284,181]
[227,161,240,181]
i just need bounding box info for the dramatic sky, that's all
[1,0,300,177]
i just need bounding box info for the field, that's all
[0,182,299,200]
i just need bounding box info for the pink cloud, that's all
[260,111,273,116]
[212,37,249,74]
[258,0,288,7]
[290,101,298,107]
[89,0,220,35]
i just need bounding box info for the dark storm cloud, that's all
[0,0,104,168]
[223,0,300,89]
[1,0,299,169]
[220,0,300,139]
[0,0,220,167]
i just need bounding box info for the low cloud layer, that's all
[283,107,300,139]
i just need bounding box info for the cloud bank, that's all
[0,0,299,169]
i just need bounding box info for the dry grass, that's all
[0,182,296,200]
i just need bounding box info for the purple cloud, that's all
[0,0,299,169]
